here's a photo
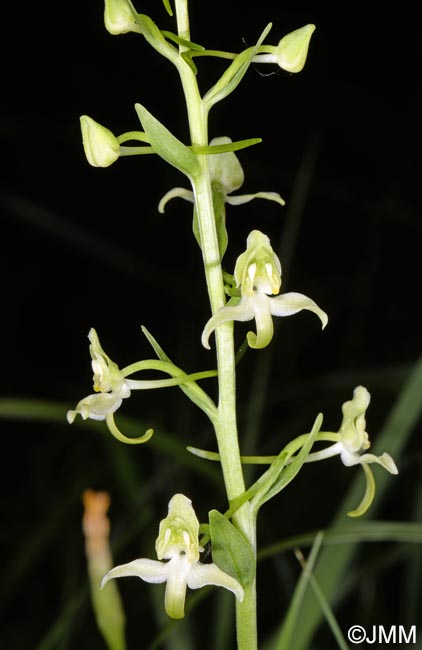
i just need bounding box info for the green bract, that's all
[101,495,244,619]
[202,230,328,350]
[80,116,120,168]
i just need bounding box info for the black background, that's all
[1,1,421,648]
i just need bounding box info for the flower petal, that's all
[347,463,376,518]
[105,413,153,445]
[226,191,285,206]
[247,293,274,349]
[269,291,328,329]
[158,187,194,213]
[201,300,254,349]
[187,561,244,602]
[359,452,398,475]
[164,555,192,619]
[101,558,169,589]
[67,391,123,423]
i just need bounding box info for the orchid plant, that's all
[70,1,399,648]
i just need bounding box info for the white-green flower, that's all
[202,230,328,350]
[337,386,398,473]
[67,329,131,424]
[306,386,398,517]
[101,494,244,619]
[158,137,285,213]
[80,116,120,168]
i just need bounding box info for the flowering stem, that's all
[174,1,257,648]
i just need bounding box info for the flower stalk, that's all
[174,1,257,646]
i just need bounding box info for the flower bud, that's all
[80,115,120,168]
[275,24,315,73]
[104,0,141,35]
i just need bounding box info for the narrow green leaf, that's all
[135,103,200,178]
[259,521,422,560]
[275,532,324,650]
[209,510,255,586]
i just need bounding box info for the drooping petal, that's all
[101,558,169,589]
[158,187,194,213]
[163,554,192,619]
[226,191,285,206]
[269,291,328,329]
[347,464,376,518]
[201,300,254,349]
[105,413,153,445]
[187,561,244,602]
[67,391,123,423]
[247,293,275,349]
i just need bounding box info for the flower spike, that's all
[101,495,243,619]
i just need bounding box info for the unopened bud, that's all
[275,24,315,72]
[80,115,120,168]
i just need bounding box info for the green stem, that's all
[174,1,257,648]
